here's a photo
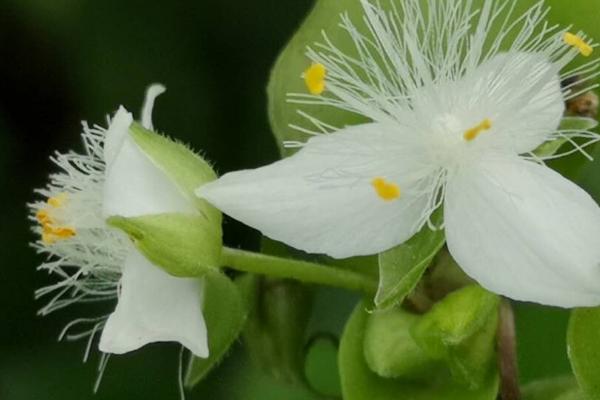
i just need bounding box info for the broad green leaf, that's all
[363,308,439,380]
[267,0,370,156]
[107,213,221,277]
[534,117,598,157]
[339,301,499,400]
[376,212,445,310]
[184,272,249,388]
[129,122,221,226]
[522,376,585,400]
[567,306,600,400]
[411,286,500,389]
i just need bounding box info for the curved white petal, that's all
[141,84,166,130]
[103,107,133,168]
[463,52,564,153]
[445,155,600,307]
[102,133,195,218]
[99,249,208,357]
[198,123,437,259]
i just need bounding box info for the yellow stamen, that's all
[463,118,492,142]
[36,209,52,226]
[47,193,68,208]
[42,225,76,245]
[372,177,401,201]
[564,32,593,57]
[304,63,327,95]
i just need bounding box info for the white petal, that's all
[141,84,166,130]
[103,107,133,168]
[445,155,600,307]
[198,123,437,259]
[464,52,564,153]
[102,132,196,218]
[99,248,208,357]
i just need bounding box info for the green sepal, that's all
[567,306,600,400]
[107,213,221,277]
[184,272,249,388]
[522,376,585,400]
[376,211,445,310]
[363,308,440,380]
[129,122,221,225]
[411,285,500,389]
[534,117,598,157]
[339,301,499,400]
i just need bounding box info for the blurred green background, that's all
[0,0,599,399]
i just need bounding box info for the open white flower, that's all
[30,85,209,357]
[198,0,600,307]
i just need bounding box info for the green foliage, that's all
[567,306,600,400]
[363,308,439,380]
[267,0,369,156]
[376,212,445,310]
[339,301,499,400]
[107,213,221,277]
[304,335,342,397]
[129,122,222,226]
[185,272,250,388]
[522,376,585,400]
[411,286,500,389]
[243,275,314,386]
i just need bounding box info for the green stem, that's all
[221,247,377,295]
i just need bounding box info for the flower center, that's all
[371,177,401,201]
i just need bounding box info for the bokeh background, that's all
[1,0,599,399]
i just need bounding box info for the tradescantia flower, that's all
[198,0,600,307]
[30,85,213,358]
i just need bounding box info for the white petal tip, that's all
[141,83,167,130]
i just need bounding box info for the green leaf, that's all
[184,272,249,388]
[567,306,600,400]
[107,213,221,277]
[522,376,585,400]
[129,122,221,226]
[376,212,445,310]
[363,308,439,380]
[411,286,500,389]
[534,117,598,157]
[267,0,369,156]
[339,301,498,400]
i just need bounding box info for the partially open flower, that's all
[198,0,600,307]
[30,85,219,358]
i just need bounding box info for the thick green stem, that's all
[221,247,377,295]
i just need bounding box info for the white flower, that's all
[197,0,600,307]
[30,85,209,357]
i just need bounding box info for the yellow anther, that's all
[371,177,401,201]
[36,209,52,226]
[47,193,68,208]
[304,63,327,95]
[564,32,593,57]
[41,225,76,245]
[463,118,492,142]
